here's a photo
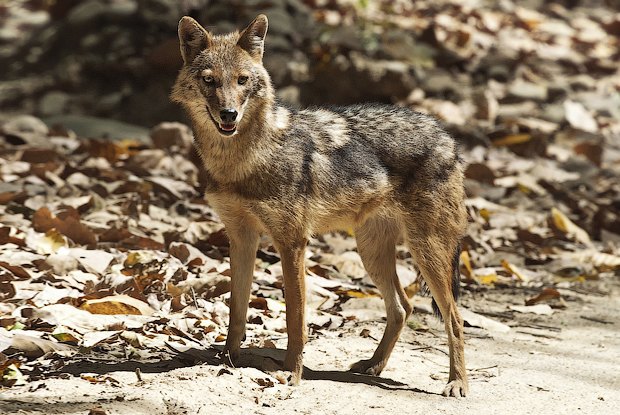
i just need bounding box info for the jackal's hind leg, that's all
[407,230,468,397]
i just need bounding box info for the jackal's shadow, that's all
[213,346,439,395]
[58,346,438,395]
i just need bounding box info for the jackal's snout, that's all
[216,108,238,135]
[220,108,238,123]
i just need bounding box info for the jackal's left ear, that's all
[178,16,211,65]
[237,14,268,61]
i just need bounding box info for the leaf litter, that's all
[0,0,619,401]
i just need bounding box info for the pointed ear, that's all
[178,16,211,65]
[237,14,268,61]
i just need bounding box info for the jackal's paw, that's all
[221,347,240,367]
[284,354,303,386]
[349,359,385,376]
[442,379,468,398]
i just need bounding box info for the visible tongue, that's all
[221,123,236,131]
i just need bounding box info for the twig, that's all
[516,330,561,340]
[472,365,498,372]
[516,323,562,332]
[408,344,449,356]
[580,315,613,325]
[190,286,199,309]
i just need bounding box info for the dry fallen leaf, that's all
[32,207,97,246]
[525,287,561,306]
[79,295,155,316]
[510,304,554,315]
[460,308,510,333]
[3,333,75,358]
[550,207,593,247]
[501,260,534,283]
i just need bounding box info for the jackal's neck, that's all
[191,94,287,184]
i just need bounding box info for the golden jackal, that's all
[171,15,468,397]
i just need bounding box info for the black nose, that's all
[220,108,238,123]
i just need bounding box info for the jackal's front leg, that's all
[224,230,259,363]
[277,240,308,385]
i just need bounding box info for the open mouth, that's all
[206,107,237,136]
[218,122,237,136]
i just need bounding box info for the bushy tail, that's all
[431,244,461,319]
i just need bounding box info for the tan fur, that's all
[171,15,469,397]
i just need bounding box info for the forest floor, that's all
[2,1,620,414]
[0,278,618,415]
[1,107,620,415]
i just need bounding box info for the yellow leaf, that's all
[477,274,498,285]
[553,275,586,284]
[472,267,498,285]
[517,183,532,194]
[80,295,154,316]
[124,252,142,267]
[492,134,531,147]
[336,289,378,298]
[479,208,491,222]
[404,281,421,298]
[52,332,79,344]
[36,229,68,254]
[550,207,593,247]
[501,260,531,282]
[460,250,474,279]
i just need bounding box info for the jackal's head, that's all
[171,15,272,137]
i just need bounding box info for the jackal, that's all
[171,15,468,397]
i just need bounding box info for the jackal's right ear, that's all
[178,17,211,65]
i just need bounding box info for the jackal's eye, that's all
[202,75,214,84]
[238,76,249,85]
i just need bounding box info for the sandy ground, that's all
[1,281,618,415]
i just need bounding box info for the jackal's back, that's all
[273,103,461,199]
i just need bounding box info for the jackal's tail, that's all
[430,244,461,319]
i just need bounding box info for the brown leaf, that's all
[0,191,27,205]
[99,226,133,243]
[0,227,25,246]
[81,374,120,385]
[0,282,16,300]
[20,148,60,163]
[206,228,230,248]
[169,243,190,263]
[0,262,31,280]
[573,141,602,167]
[84,139,142,163]
[100,227,164,250]
[249,297,269,310]
[465,163,495,185]
[525,288,561,306]
[32,207,96,246]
